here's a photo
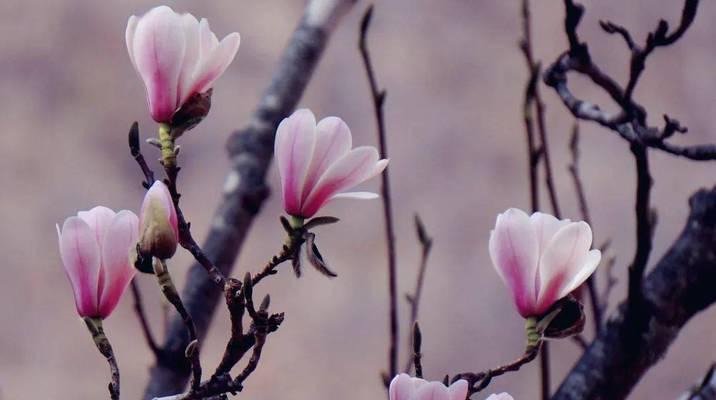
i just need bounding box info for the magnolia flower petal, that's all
[58,217,101,317]
[301,116,353,202]
[488,208,540,317]
[198,18,219,60]
[556,249,602,300]
[275,109,317,215]
[331,191,379,200]
[536,221,594,314]
[78,206,116,248]
[125,15,139,68]
[191,31,240,96]
[301,146,386,218]
[178,12,202,99]
[530,212,570,255]
[98,211,139,318]
[447,380,469,400]
[485,393,515,400]
[389,374,419,400]
[414,381,449,400]
[132,5,187,121]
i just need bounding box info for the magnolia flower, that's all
[389,374,468,400]
[57,206,139,319]
[126,6,240,123]
[275,109,389,219]
[486,394,514,400]
[139,181,179,260]
[489,208,601,318]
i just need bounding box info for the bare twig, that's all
[454,344,542,396]
[403,215,433,373]
[680,363,716,400]
[359,4,399,383]
[130,280,161,359]
[567,124,602,331]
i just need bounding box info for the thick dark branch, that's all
[359,4,400,383]
[552,187,716,400]
[625,144,653,323]
[143,1,356,397]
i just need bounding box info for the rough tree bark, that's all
[552,186,716,400]
[143,1,356,398]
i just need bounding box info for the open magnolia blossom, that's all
[389,374,468,400]
[489,208,601,318]
[485,394,514,400]
[139,181,179,260]
[126,5,240,123]
[57,206,139,319]
[275,108,389,219]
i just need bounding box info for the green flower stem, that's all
[83,317,120,400]
[289,216,304,229]
[153,258,202,391]
[158,122,176,169]
[525,316,542,352]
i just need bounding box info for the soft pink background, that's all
[1,1,715,399]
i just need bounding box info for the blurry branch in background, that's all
[680,364,716,400]
[358,4,400,386]
[141,0,357,398]
[567,124,604,332]
[540,0,716,398]
[403,215,433,374]
[130,280,161,359]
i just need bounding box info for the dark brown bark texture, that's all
[552,187,716,400]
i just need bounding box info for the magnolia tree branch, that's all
[143,1,356,398]
[552,187,716,399]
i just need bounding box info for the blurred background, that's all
[1,0,715,399]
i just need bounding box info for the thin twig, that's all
[130,280,161,359]
[403,215,432,373]
[455,344,542,395]
[359,4,399,383]
[567,124,603,332]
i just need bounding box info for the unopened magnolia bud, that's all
[139,181,178,260]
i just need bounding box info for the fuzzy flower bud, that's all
[139,181,179,260]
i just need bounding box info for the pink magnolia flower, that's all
[57,206,139,319]
[489,208,601,318]
[389,374,468,400]
[486,394,514,400]
[126,6,240,122]
[139,181,179,260]
[275,109,389,219]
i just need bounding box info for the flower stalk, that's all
[83,317,120,400]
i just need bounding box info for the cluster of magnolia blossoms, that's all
[56,4,602,399]
[57,182,178,320]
